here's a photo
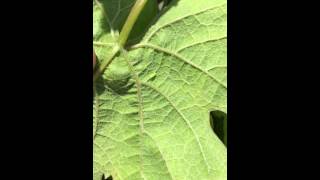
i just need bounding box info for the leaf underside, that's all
[93,0,227,180]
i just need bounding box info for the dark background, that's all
[0,0,318,179]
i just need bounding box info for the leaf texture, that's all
[93,0,227,179]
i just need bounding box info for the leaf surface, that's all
[94,0,227,179]
[93,0,158,65]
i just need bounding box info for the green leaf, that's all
[93,0,158,61]
[93,0,227,179]
[93,0,158,80]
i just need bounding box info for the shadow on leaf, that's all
[210,110,227,147]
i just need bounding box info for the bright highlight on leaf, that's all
[93,0,227,179]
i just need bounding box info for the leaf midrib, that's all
[121,49,146,179]
[122,52,212,177]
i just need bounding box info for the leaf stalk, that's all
[119,0,148,47]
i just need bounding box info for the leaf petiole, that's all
[94,0,148,81]
[119,0,148,47]
[93,46,120,82]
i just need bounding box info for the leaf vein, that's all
[130,43,227,89]
[141,82,211,173]
[144,4,226,42]
[176,36,226,52]
[121,49,146,179]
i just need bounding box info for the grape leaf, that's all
[93,0,158,67]
[93,0,227,179]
